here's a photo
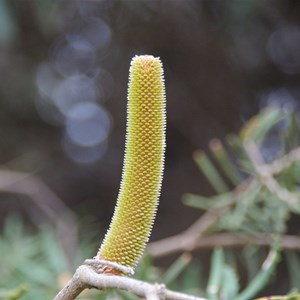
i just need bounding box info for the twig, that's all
[244,141,298,207]
[269,147,300,175]
[183,232,300,250]
[148,232,300,258]
[149,144,300,259]
[147,211,221,258]
[148,179,253,258]
[53,260,207,300]
[85,259,135,276]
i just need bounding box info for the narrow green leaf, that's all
[235,248,280,300]
[163,253,192,285]
[209,139,241,185]
[220,265,239,300]
[226,134,248,163]
[207,248,225,300]
[282,112,299,152]
[193,150,229,194]
[240,107,284,144]
[39,228,69,274]
[285,251,300,291]
[183,192,233,211]
[182,260,205,291]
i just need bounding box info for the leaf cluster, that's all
[182,105,300,299]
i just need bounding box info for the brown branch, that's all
[148,232,300,258]
[148,179,253,258]
[188,233,300,250]
[53,272,85,300]
[147,210,221,258]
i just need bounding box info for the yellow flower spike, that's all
[98,55,166,274]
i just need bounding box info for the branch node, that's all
[84,258,135,276]
[146,283,166,300]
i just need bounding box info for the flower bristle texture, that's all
[98,55,166,274]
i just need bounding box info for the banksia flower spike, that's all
[98,55,166,274]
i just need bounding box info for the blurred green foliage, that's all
[0,214,203,300]
[183,105,300,299]
[2,105,300,300]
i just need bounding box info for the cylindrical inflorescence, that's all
[98,55,166,273]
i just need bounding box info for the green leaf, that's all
[39,228,70,274]
[194,150,229,194]
[163,253,192,286]
[182,259,205,292]
[220,265,239,300]
[235,248,280,300]
[207,248,225,300]
[183,192,234,211]
[240,107,284,144]
[285,251,300,291]
[209,139,241,185]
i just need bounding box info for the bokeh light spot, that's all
[52,74,98,115]
[50,35,96,76]
[63,136,107,164]
[65,102,111,147]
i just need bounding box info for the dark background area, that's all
[1,0,300,266]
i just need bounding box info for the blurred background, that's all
[1,0,300,297]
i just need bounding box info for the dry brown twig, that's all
[203,233,300,250]
[148,231,300,259]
